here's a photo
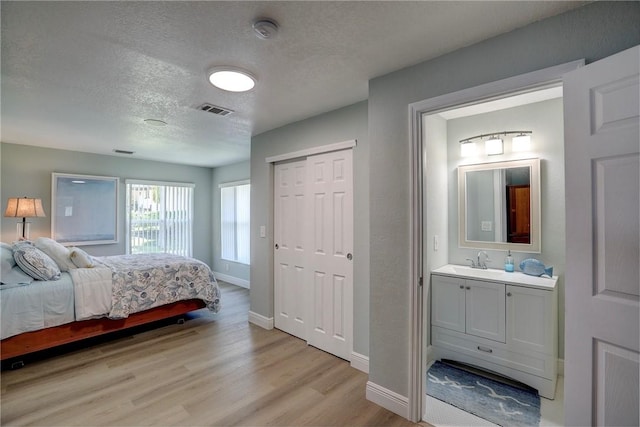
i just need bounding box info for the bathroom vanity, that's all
[431,264,558,399]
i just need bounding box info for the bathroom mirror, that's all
[458,158,540,253]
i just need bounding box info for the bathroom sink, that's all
[450,265,506,280]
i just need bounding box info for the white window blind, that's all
[126,180,194,257]
[221,181,250,264]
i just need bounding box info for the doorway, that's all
[407,60,584,423]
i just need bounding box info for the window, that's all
[220,180,250,264]
[126,180,194,257]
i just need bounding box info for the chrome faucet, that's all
[477,250,491,269]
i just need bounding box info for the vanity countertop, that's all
[432,264,557,290]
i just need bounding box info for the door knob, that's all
[275,243,279,250]
[347,253,353,261]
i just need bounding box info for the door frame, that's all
[407,60,584,422]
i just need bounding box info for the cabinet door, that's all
[507,285,554,354]
[431,275,465,333]
[465,279,506,342]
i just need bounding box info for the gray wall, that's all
[250,101,369,356]
[445,97,567,357]
[211,160,251,282]
[0,143,214,265]
[369,1,639,397]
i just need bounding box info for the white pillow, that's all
[69,247,94,268]
[34,237,76,272]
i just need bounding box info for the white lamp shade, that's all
[512,134,532,152]
[485,137,504,155]
[4,197,46,218]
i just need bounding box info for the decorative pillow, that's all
[13,245,61,281]
[69,247,94,268]
[1,242,34,285]
[34,237,76,272]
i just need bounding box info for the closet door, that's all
[306,149,354,360]
[273,160,308,340]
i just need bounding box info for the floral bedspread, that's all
[97,254,221,319]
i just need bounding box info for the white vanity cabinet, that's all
[432,276,505,342]
[431,265,558,399]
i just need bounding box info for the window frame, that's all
[220,179,250,265]
[125,179,195,257]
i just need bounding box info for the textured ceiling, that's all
[1,1,585,167]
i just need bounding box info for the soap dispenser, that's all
[505,250,514,272]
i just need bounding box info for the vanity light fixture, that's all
[459,130,532,157]
[460,141,478,157]
[208,67,256,92]
[512,132,532,152]
[485,136,504,155]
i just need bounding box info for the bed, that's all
[1,239,221,361]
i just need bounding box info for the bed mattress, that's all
[1,272,75,339]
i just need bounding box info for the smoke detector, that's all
[252,18,278,39]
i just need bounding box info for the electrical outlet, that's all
[260,225,266,238]
[224,263,229,271]
[434,235,439,251]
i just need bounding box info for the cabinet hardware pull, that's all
[275,243,279,249]
[477,346,493,353]
[460,285,464,289]
[507,292,512,297]
[466,286,471,290]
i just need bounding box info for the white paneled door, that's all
[305,149,354,360]
[273,149,354,361]
[274,160,308,340]
[564,45,639,426]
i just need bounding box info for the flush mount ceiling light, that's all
[208,67,256,92]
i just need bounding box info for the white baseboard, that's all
[213,271,250,289]
[366,381,409,419]
[557,358,564,376]
[248,311,273,330]
[350,352,369,374]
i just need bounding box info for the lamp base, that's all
[16,222,31,240]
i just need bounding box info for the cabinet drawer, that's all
[432,326,555,380]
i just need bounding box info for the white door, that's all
[564,45,639,426]
[274,160,308,339]
[306,149,354,360]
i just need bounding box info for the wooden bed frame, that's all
[1,299,206,361]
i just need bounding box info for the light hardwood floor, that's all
[1,282,422,427]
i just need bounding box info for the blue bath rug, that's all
[427,361,540,426]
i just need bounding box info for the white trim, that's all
[558,358,564,377]
[219,179,250,188]
[248,311,273,330]
[213,271,250,289]
[265,139,356,163]
[366,381,410,419]
[409,59,584,115]
[350,352,369,374]
[125,178,195,188]
[408,59,585,423]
